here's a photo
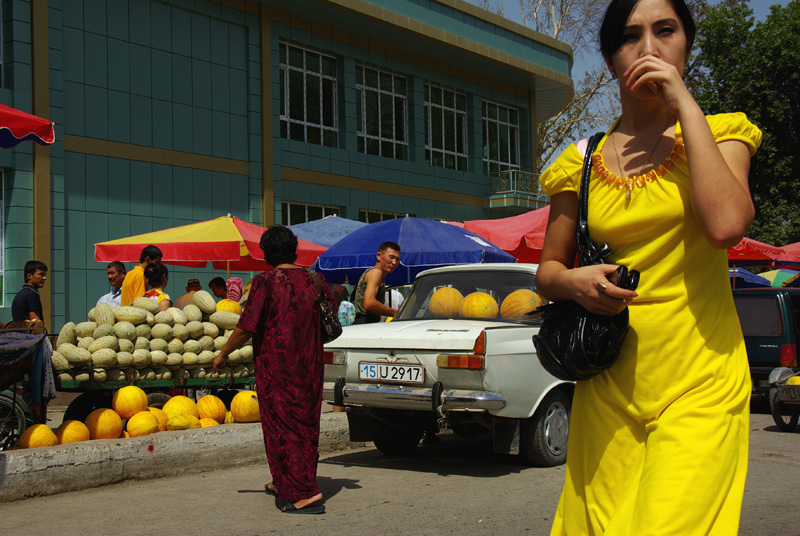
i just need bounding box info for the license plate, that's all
[358,362,425,384]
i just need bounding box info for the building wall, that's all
[0,0,571,329]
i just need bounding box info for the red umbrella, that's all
[775,241,800,267]
[463,206,550,263]
[0,103,55,148]
[727,237,784,266]
[95,216,327,275]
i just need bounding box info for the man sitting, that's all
[97,261,126,307]
[173,278,202,309]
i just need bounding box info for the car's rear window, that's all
[734,295,783,337]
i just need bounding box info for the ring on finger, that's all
[597,281,607,292]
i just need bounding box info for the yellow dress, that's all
[540,113,762,535]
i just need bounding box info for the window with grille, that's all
[483,101,520,175]
[281,202,339,226]
[358,209,407,223]
[424,84,468,170]
[279,42,338,147]
[356,65,408,160]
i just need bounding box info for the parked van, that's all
[733,288,800,393]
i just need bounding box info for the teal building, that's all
[0,0,572,328]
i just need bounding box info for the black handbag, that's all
[307,269,343,343]
[532,132,640,382]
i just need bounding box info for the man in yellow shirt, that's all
[120,245,162,306]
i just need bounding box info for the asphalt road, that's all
[1,401,798,535]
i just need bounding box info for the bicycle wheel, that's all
[0,393,27,450]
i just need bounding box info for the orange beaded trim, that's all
[592,133,685,202]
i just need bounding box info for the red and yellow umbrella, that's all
[94,216,327,273]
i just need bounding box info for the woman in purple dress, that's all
[213,226,333,514]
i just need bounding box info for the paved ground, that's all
[1,398,798,535]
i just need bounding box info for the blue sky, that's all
[492,0,790,79]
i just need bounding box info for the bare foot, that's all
[283,492,323,511]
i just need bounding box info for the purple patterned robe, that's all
[237,267,334,502]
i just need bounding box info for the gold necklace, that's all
[593,120,685,203]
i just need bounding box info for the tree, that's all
[470,0,618,170]
[690,0,800,246]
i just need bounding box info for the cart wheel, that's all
[63,391,113,423]
[769,387,800,432]
[146,392,172,409]
[0,393,27,450]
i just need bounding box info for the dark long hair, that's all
[144,262,169,288]
[260,226,298,267]
[600,0,696,60]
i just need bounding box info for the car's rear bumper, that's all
[322,380,507,412]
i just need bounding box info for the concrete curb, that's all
[0,412,355,502]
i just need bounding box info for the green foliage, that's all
[691,0,800,246]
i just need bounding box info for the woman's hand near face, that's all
[623,55,695,117]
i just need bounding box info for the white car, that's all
[323,263,572,466]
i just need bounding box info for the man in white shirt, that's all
[97,261,126,307]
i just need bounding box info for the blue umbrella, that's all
[729,267,770,289]
[288,215,368,248]
[311,217,516,285]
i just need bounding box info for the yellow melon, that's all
[147,406,169,431]
[127,411,160,437]
[199,418,219,427]
[112,385,149,419]
[197,394,227,424]
[786,375,800,385]
[500,289,545,320]
[85,408,123,440]
[55,420,90,445]
[230,390,260,423]
[460,292,499,318]
[429,287,464,318]
[162,395,199,419]
[18,424,58,448]
[216,299,243,315]
[166,414,194,430]
[224,411,235,424]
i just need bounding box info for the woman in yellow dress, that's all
[535,0,762,533]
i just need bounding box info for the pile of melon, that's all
[429,287,544,320]
[51,290,253,383]
[16,386,261,448]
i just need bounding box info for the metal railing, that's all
[488,169,546,197]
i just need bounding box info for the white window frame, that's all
[279,42,338,147]
[281,201,339,226]
[356,64,409,160]
[482,100,520,175]
[424,83,468,170]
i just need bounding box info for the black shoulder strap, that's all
[575,132,613,267]
[305,268,323,303]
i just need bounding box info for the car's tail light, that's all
[436,331,486,370]
[436,354,484,369]
[780,344,796,367]
[323,351,347,365]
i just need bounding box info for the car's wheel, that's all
[146,392,172,409]
[520,390,570,466]
[63,391,113,423]
[370,419,423,457]
[769,387,799,432]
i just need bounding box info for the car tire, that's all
[769,387,799,432]
[63,391,114,423]
[520,390,570,467]
[370,419,423,457]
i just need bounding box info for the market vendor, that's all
[120,245,162,306]
[11,260,47,324]
[96,261,126,307]
[173,278,202,309]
